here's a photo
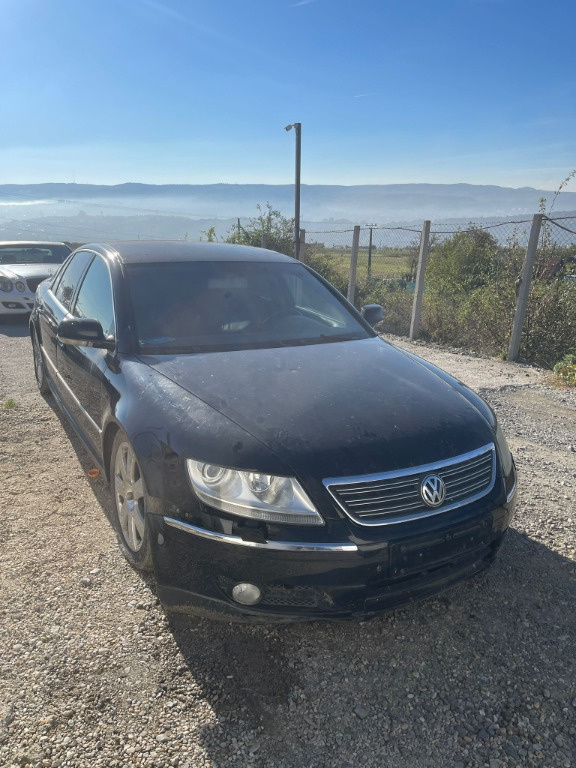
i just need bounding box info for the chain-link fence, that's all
[518,215,576,367]
[301,214,576,367]
[419,219,533,357]
[544,214,576,253]
[303,225,421,335]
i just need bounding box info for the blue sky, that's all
[2,0,575,190]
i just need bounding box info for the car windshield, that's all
[0,244,71,265]
[127,260,371,353]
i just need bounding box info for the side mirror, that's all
[57,317,115,350]
[360,304,384,326]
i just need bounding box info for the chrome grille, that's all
[26,277,46,293]
[324,444,496,526]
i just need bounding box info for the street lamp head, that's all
[285,124,294,132]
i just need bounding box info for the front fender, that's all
[106,356,294,508]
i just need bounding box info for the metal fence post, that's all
[409,220,431,340]
[507,213,543,362]
[347,226,361,305]
[367,225,375,278]
[299,229,306,263]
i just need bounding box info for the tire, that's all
[32,327,50,395]
[110,430,154,571]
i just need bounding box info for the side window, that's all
[53,251,93,311]
[73,255,115,337]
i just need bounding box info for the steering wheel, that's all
[258,307,302,328]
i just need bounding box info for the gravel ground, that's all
[1,319,575,768]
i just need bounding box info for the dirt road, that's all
[1,320,575,768]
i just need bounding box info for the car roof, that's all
[80,241,297,265]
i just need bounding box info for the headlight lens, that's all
[15,280,26,292]
[187,460,324,526]
[0,278,14,292]
[495,422,513,476]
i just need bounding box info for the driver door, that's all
[56,253,116,459]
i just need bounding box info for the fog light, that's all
[231,582,262,606]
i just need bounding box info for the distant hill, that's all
[1,182,576,220]
[1,182,575,243]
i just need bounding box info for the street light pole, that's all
[285,122,301,260]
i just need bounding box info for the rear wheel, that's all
[31,328,50,395]
[110,431,153,571]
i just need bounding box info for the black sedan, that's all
[30,241,517,621]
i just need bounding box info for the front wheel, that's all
[110,430,153,571]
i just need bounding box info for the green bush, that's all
[553,354,576,387]
[420,227,514,351]
[226,203,294,256]
[304,249,348,295]
[299,226,576,370]
[522,280,576,368]
[420,281,517,357]
[418,227,576,366]
[425,227,502,299]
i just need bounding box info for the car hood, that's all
[0,264,59,280]
[143,337,494,479]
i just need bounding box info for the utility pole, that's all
[366,224,377,277]
[285,122,302,260]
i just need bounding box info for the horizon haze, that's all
[2,181,576,245]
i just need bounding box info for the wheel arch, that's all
[29,316,40,343]
[102,421,121,483]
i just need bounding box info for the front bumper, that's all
[0,296,35,315]
[149,492,515,621]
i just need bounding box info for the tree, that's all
[422,228,504,349]
[200,226,218,242]
[425,227,500,298]
[226,203,294,256]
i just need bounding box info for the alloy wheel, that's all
[113,441,146,552]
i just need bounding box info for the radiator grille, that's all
[325,444,495,526]
[26,277,46,293]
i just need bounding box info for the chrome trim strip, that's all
[325,444,495,487]
[324,444,496,527]
[43,351,102,436]
[163,517,358,552]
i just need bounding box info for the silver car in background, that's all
[0,241,72,316]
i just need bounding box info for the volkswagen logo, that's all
[420,474,446,508]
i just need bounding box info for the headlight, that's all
[0,278,14,292]
[495,422,513,476]
[15,281,26,292]
[187,460,324,526]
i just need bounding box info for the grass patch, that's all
[305,246,417,282]
[2,398,17,409]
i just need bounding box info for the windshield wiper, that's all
[275,334,358,347]
[317,333,358,343]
